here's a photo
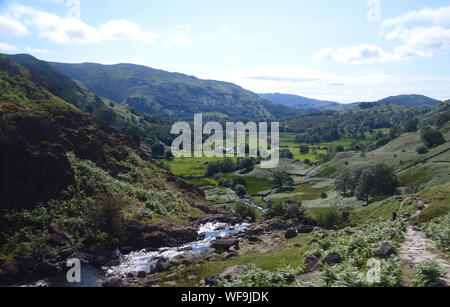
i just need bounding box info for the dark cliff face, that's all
[0,102,145,209]
[0,104,73,209]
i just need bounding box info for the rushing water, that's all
[31,222,249,287]
[240,197,268,214]
[104,222,249,278]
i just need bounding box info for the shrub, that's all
[220,265,296,287]
[310,206,342,229]
[234,184,247,197]
[421,127,446,149]
[416,146,429,155]
[234,202,257,223]
[151,143,165,156]
[411,261,446,287]
[88,194,127,242]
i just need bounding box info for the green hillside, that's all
[5,54,174,154]
[50,61,297,121]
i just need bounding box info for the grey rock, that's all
[219,265,248,280]
[305,255,321,272]
[222,252,237,260]
[211,239,239,252]
[379,241,396,258]
[323,252,342,266]
[285,228,298,240]
[205,275,220,286]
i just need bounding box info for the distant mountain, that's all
[260,93,442,111]
[259,93,347,112]
[49,62,297,121]
[376,94,441,107]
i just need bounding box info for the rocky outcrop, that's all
[123,220,199,250]
[211,239,239,253]
[323,252,342,266]
[379,241,397,258]
[285,228,298,239]
[305,255,321,272]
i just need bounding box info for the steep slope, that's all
[5,54,173,152]
[50,62,296,121]
[259,93,345,111]
[0,55,237,285]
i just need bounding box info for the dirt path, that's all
[399,227,450,285]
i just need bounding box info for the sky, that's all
[0,0,450,103]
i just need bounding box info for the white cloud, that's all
[314,6,450,64]
[100,19,156,44]
[389,26,450,58]
[0,42,17,51]
[312,44,397,64]
[7,5,156,45]
[200,66,450,102]
[25,46,48,54]
[0,14,29,36]
[382,6,450,27]
[167,35,190,46]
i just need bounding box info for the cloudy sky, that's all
[0,0,450,103]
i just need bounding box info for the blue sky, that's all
[0,0,450,102]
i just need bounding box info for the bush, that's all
[412,261,447,287]
[421,127,446,149]
[220,265,296,287]
[234,184,247,197]
[234,202,257,223]
[265,202,288,220]
[88,194,127,242]
[151,143,165,156]
[416,146,429,155]
[310,207,342,229]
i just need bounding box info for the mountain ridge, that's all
[49,61,298,121]
[261,92,442,111]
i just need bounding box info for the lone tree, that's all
[355,164,399,206]
[335,167,352,196]
[273,170,294,189]
[421,127,446,148]
[355,168,373,206]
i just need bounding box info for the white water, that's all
[103,222,249,277]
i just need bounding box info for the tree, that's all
[151,143,165,156]
[273,170,294,188]
[284,200,304,225]
[404,120,418,133]
[335,167,352,196]
[234,184,247,197]
[280,149,294,159]
[356,168,373,206]
[299,145,310,155]
[370,164,399,196]
[354,164,398,205]
[234,203,256,223]
[421,127,446,148]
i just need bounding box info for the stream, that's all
[240,197,268,214]
[28,222,249,287]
